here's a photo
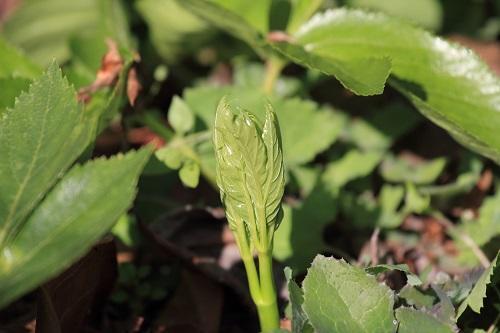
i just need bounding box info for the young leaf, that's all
[168,96,195,135]
[456,252,500,318]
[284,267,313,333]
[272,8,500,163]
[302,255,395,332]
[213,97,285,247]
[179,159,200,188]
[366,264,422,286]
[0,148,151,308]
[396,307,455,333]
[0,62,95,246]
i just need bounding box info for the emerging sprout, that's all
[213,96,285,331]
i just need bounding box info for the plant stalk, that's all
[263,57,285,95]
[256,250,280,331]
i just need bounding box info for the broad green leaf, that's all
[366,264,422,286]
[3,0,131,65]
[273,183,337,271]
[0,37,41,79]
[380,155,447,185]
[344,104,421,152]
[457,252,500,318]
[323,149,383,188]
[184,86,343,166]
[398,285,435,309]
[347,0,443,31]
[396,307,455,333]
[175,0,266,55]
[0,63,95,246]
[272,9,500,163]
[284,267,313,333]
[179,160,200,188]
[403,183,430,214]
[302,255,395,333]
[287,0,324,34]
[136,0,212,63]
[211,0,272,33]
[214,97,285,248]
[273,39,391,95]
[378,185,405,228]
[0,148,151,308]
[168,96,195,135]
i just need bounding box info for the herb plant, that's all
[214,98,285,331]
[1,0,500,332]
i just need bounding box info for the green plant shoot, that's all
[213,96,285,331]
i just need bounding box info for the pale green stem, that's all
[262,57,286,95]
[256,250,280,332]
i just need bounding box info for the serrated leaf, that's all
[380,155,447,185]
[366,264,422,286]
[396,307,455,333]
[302,255,395,333]
[284,267,313,333]
[0,148,151,308]
[0,62,96,246]
[179,160,200,188]
[168,96,195,135]
[457,252,500,318]
[272,9,500,163]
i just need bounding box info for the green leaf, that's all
[272,9,500,163]
[347,0,443,31]
[214,97,285,248]
[0,37,41,79]
[175,0,266,55]
[380,155,447,185]
[273,41,391,96]
[168,96,195,135]
[3,0,131,65]
[398,285,435,309]
[302,255,395,333]
[287,0,324,34]
[185,86,343,166]
[211,0,272,33]
[273,183,337,271]
[284,267,313,333]
[323,149,383,188]
[0,62,95,246]
[0,77,31,110]
[0,148,151,308]
[457,252,500,318]
[155,145,184,170]
[344,104,421,152]
[136,0,211,63]
[395,307,455,333]
[179,160,200,188]
[366,264,422,286]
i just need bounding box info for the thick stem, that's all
[262,57,285,95]
[256,250,280,331]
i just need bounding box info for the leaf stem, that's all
[262,57,285,95]
[256,250,280,331]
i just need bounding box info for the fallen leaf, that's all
[78,39,123,102]
[127,67,141,106]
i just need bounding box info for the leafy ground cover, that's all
[0,0,500,332]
